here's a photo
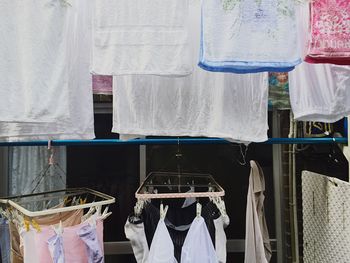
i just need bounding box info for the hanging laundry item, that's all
[305,0,350,65]
[0,0,72,123]
[245,161,272,263]
[0,0,95,141]
[148,205,178,263]
[125,201,229,263]
[268,72,290,110]
[181,216,218,263]
[93,75,113,95]
[289,63,350,122]
[92,0,192,76]
[198,0,301,73]
[0,217,10,263]
[113,0,269,143]
[289,3,350,122]
[21,218,104,263]
[302,171,350,262]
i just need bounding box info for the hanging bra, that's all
[125,200,228,263]
[148,204,218,263]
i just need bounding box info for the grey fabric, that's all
[0,217,10,263]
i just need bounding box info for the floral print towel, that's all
[306,0,350,65]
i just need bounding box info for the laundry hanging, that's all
[198,0,301,73]
[268,72,290,110]
[0,188,115,263]
[305,0,350,65]
[245,161,272,263]
[0,0,95,142]
[93,75,113,95]
[113,0,269,144]
[289,2,350,122]
[126,171,229,263]
[0,0,72,123]
[0,216,10,263]
[91,0,192,76]
[302,171,350,263]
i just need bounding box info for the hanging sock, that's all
[305,0,350,65]
[198,0,301,73]
[77,220,105,263]
[47,232,65,263]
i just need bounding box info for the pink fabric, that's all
[25,219,104,263]
[306,0,350,65]
[92,75,113,95]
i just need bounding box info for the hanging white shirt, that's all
[0,0,72,123]
[0,0,95,141]
[91,0,192,76]
[113,0,269,144]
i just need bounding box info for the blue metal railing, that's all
[0,137,347,147]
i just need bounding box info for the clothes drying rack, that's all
[0,134,348,263]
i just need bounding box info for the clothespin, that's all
[31,219,41,233]
[48,140,54,166]
[81,206,96,222]
[160,204,169,219]
[80,198,87,205]
[196,202,202,218]
[24,219,30,232]
[101,206,112,220]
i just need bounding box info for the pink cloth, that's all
[22,219,104,263]
[92,75,113,95]
[306,0,350,65]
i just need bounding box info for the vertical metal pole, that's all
[0,147,9,196]
[139,145,147,183]
[272,110,285,263]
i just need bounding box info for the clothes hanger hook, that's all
[238,144,249,166]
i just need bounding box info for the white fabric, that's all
[125,220,149,263]
[289,3,350,123]
[8,146,66,196]
[199,0,301,73]
[0,0,71,123]
[181,216,218,263]
[244,161,272,263]
[0,0,95,141]
[92,0,192,76]
[20,227,37,263]
[148,218,178,263]
[125,214,229,263]
[302,171,350,263]
[113,0,269,144]
[214,215,230,263]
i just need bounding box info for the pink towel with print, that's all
[92,75,113,95]
[305,0,350,65]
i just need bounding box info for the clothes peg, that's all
[196,202,202,217]
[31,219,41,233]
[160,204,169,219]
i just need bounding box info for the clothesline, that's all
[0,137,347,147]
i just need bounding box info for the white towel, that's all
[199,0,301,73]
[0,0,72,123]
[113,0,269,144]
[0,0,95,141]
[92,0,192,76]
[289,3,350,123]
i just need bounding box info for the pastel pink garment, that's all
[306,0,350,65]
[22,219,104,263]
[92,75,113,95]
